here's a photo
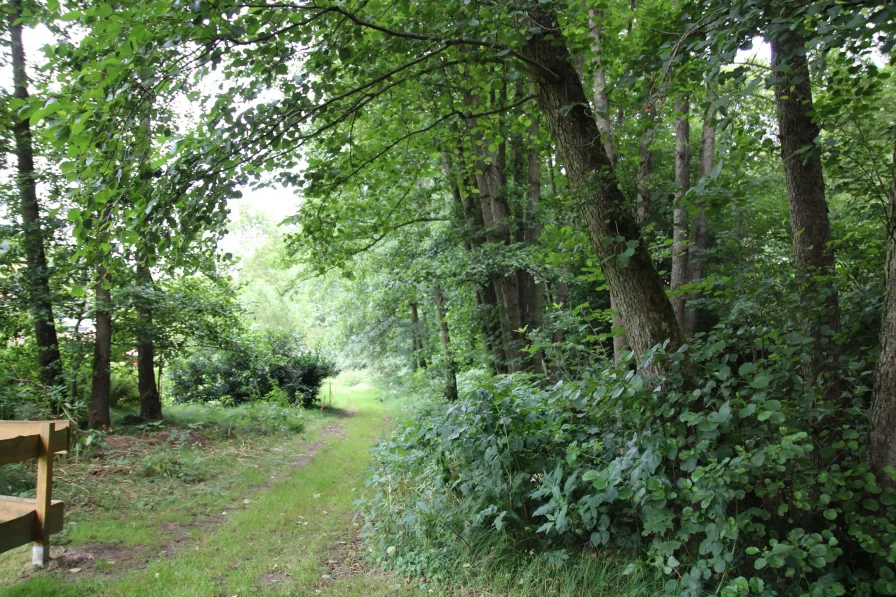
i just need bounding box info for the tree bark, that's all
[517,113,546,373]
[770,26,842,398]
[670,96,691,325]
[9,0,65,394]
[870,143,896,488]
[589,10,616,169]
[483,135,526,371]
[89,265,112,429]
[636,129,652,224]
[432,286,458,402]
[521,8,684,369]
[588,17,627,363]
[446,153,508,373]
[136,261,162,420]
[683,98,717,338]
[410,302,427,369]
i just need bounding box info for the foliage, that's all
[167,330,338,408]
[361,327,896,596]
[110,366,140,407]
[0,463,35,498]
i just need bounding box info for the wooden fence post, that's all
[32,422,54,567]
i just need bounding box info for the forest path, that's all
[1,378,417,597]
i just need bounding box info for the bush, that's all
[168,330,338,408]
[110,366,140,406]
[360,330,896,597]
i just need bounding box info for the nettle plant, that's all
[361,327,896,596]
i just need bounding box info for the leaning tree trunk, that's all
[136,261,161,420]
[89,265,112,429]
[432,286,459,402]
[670,96,691,325]
[9,0,65,394]
[521,8,683,369]
[771,26,843,401]
[870,144,896,488]
[683,99,717,338]
[588,15,627,364]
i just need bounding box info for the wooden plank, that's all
[0,420,69,439]
[0,435,41,466]
[0,421,70,457]
[33,422,54,566]
[0,498,64,554]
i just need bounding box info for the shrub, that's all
[110,366,140,406]
[168,330,338,408]
[360,330,896,596]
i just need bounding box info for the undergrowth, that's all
[155,401,306,437]
[360,330,896,597]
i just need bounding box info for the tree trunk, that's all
[589,10,616,169]
[9,0,65,395]
[432,286,458,402]
[870,143,896,488]
[517,113,546,373]
[636,130,652,224]
[521,8,683,369]
[136,262,161,420]
[670,96,691,325]
[483,139,526,372]
[771,26,842,398]
[683,98,717,338]
[89,265,112,429]
[588,17,626,363]
[410,302,427,369]
[446,153,508,373]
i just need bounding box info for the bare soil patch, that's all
[45,543,150,576]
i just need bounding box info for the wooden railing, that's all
[0,421,70,566]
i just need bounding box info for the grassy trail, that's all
[1,379,414,597]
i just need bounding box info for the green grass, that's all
[0,372,659,597]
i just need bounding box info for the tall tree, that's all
[670,97,691,325]
[89,265,112,429]
[589,13,627,364]
[8,0,64,394]
[769,17,842,398]
[683,98,717,338]
[520,8,684,367]
[136,260,161,420]
[446,154,509,374]
[431,285,458,401]
[871,143,896,488]
[410,301,427,369]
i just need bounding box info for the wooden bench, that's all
[0,421,70,566]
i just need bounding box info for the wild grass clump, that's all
[164,402,305,437]
[138,448,206,483]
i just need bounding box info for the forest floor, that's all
[0,374,424,597]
